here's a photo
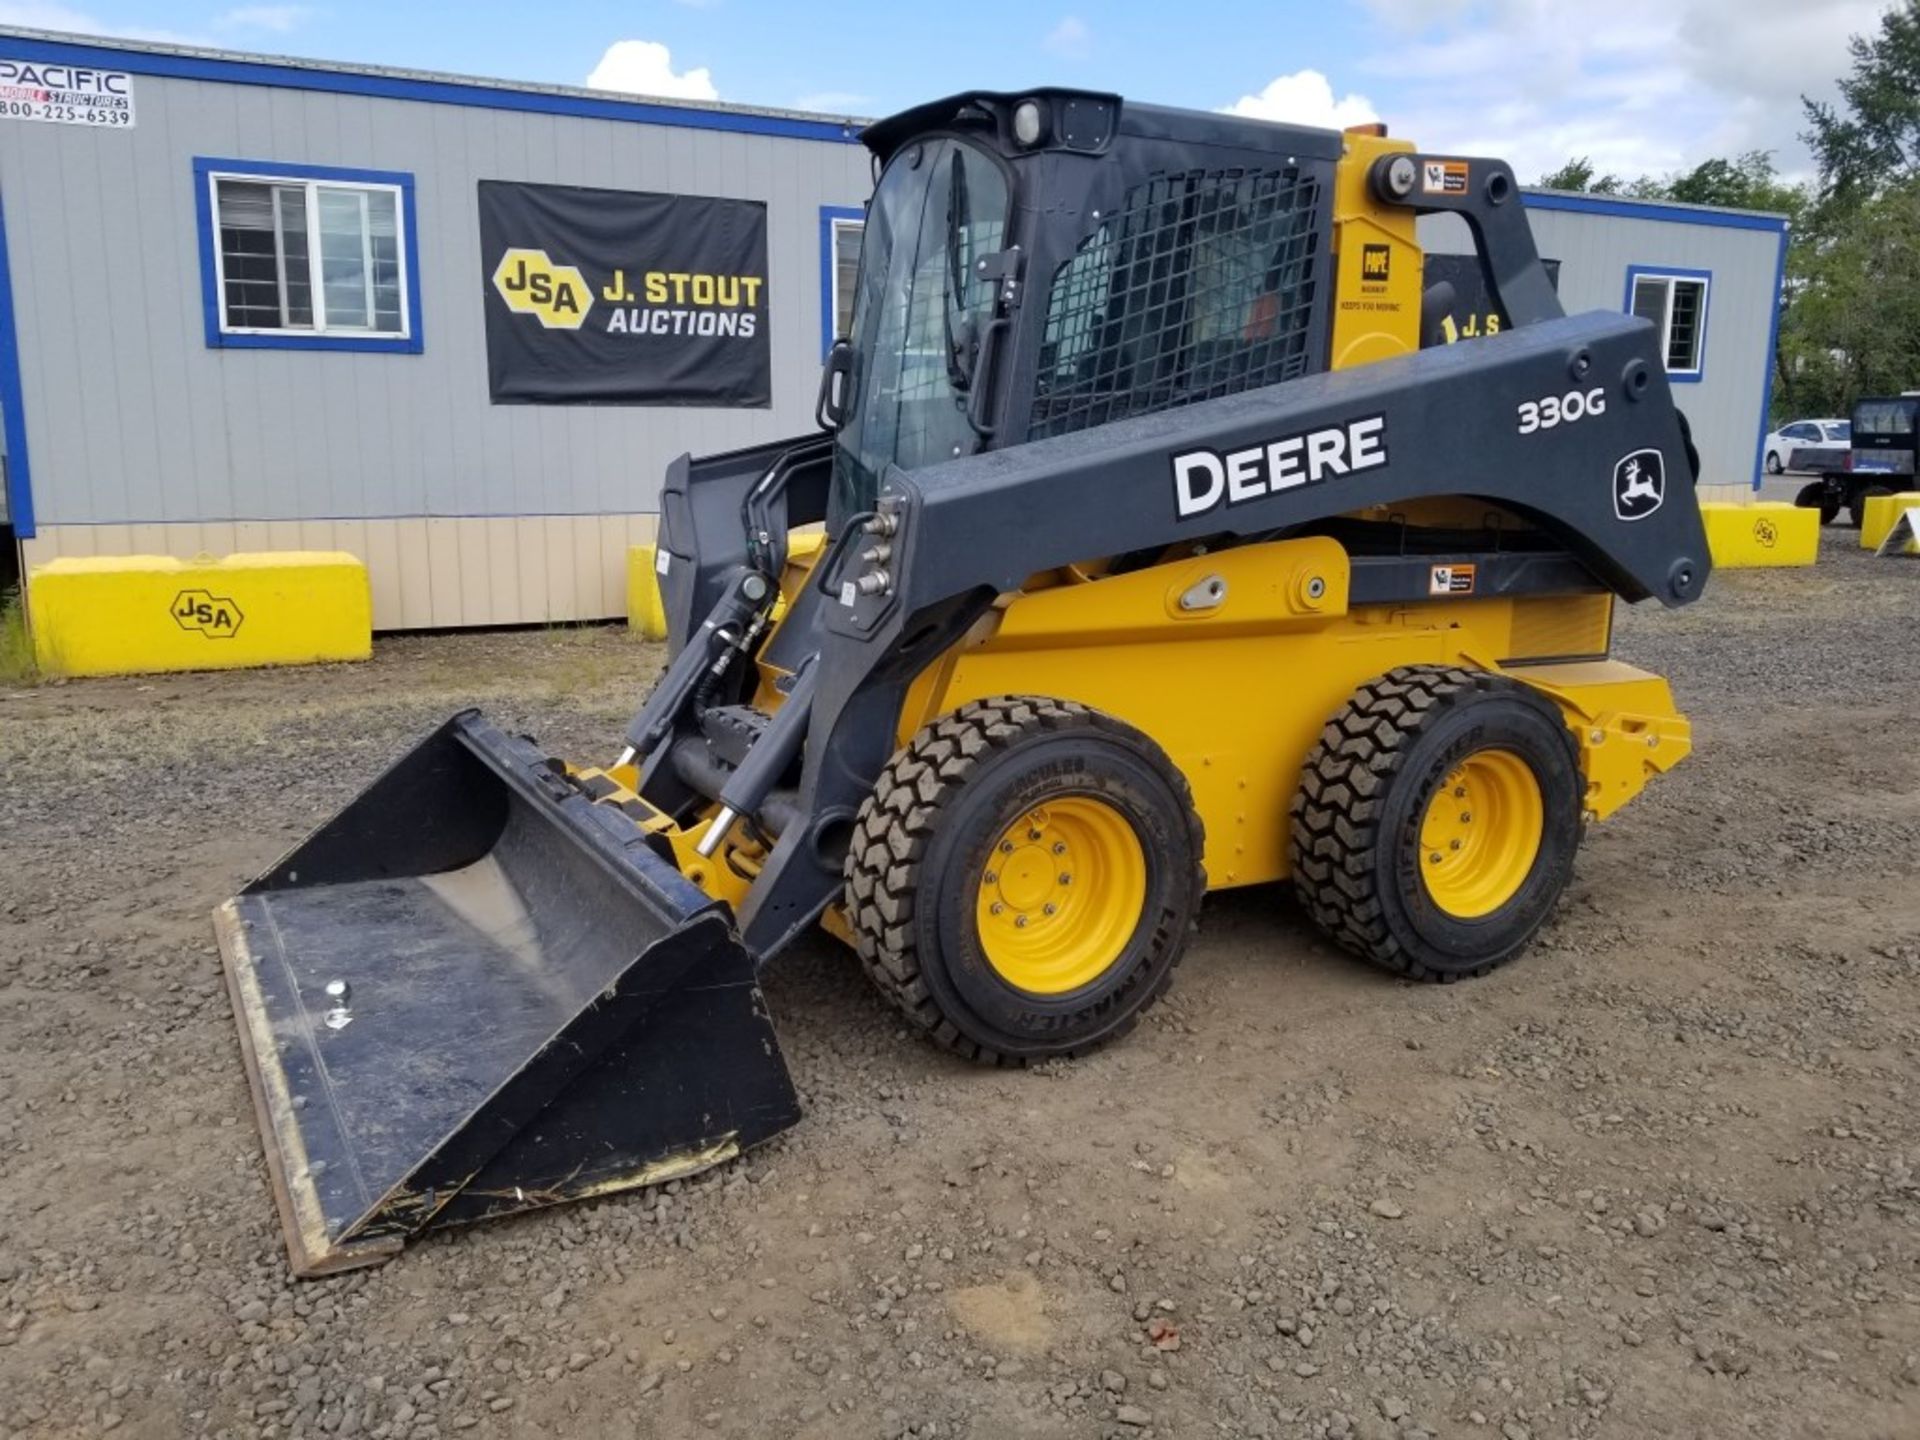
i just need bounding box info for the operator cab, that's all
[823,90,1344,527]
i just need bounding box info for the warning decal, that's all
[1422,160,1469,195]
[1429,563,1476,596]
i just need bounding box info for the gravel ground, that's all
[1,528,1916,1440]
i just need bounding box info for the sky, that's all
[0,0,1891,182]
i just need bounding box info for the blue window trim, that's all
[0,191,35,538]
[193,156,425,354]
[1623,264,1711,386]
[4,34,863,147]
[818,205,864,359]
[1524,189,1788,235]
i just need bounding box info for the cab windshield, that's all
[832,137,1009,517]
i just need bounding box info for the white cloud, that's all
[794,90,872,114]
[1224,69,1380,130]
[217,5,312,31]
[1349,0,1884,181]
[585,40,718,102]
[1043,16,1092,61]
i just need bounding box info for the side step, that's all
[215,711,800,1276]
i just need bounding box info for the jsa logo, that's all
[171,588,243,638]
[492,249,593,329]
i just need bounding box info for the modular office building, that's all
[0,30,1787,630]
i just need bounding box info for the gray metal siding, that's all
[0,71,870,528]
[1419,205,1782,489]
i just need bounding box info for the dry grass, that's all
[0,587,35,686]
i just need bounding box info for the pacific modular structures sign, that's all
[0,58,135,128]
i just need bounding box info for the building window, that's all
[1625,267,1709,382]
[193,158,423,353]
[818,205,865,357]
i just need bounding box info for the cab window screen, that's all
[1030,167,1322,440]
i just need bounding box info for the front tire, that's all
[846,697,1205,1064]
[1290,666,1583,982]
[1795,480,1839,525]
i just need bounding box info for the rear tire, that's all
[1765,450,1783,475]
[1849,484,1893,529]
[846,697,1205,1064]
[1289,666,1582,982]
[1795,481,1839,525]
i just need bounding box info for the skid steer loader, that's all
[216,90,1709,1274]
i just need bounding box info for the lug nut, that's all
[1450,839,1463,851]
[1059,873,1072,885]
[1015,914,1029,928]
[1051,841,1067,854]
[1028,828,1042,841]
[1429,852,1442,864]
[1460,812,1471,823]
[1043,903,1057,916]
[990,902,1004,915]
[1001,841,1014,855]
[984,870,998,885]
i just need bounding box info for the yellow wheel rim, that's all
[975,795,1147,995]
[1417,749,1544,919]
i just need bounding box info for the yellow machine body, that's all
[605,128,1690,917]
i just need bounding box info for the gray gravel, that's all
[1,528,1916,1439]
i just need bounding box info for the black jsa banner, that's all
[479,180,771,407]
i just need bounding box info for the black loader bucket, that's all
[213,711,800,1276]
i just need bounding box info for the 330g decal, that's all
[1516,387,1607,435]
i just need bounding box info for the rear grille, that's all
[1506,594,1613,662]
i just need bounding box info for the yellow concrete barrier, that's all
[28,552,371,677]
[627,544,669,640]
[1699,501,1819,568]
[1859,491,1920,552]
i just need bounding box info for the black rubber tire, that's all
[1764,451,1783,475]
[1794,481,1839,525]
[1289,665,1583,983]
[845,696,1205,1065]
[1848,484,1894,529]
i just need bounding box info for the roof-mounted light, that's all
[1012,99,1047,148]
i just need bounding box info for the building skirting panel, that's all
[22,515,660,631]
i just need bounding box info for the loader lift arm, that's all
[714,309,1706,958]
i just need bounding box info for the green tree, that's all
[1664,152,1806,218]
[1782,179,1920,412]
[1536,156,1624,194]
[1802,0,1920,203]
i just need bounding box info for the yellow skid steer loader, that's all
[216,91,1706,1274]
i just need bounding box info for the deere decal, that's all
[478,180,770,407]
